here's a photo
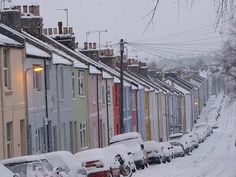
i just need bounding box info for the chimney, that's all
[0,10,21,31]
[58,21,63,34]
[23,5,28,13]
[21,5,43,37]
[84,42,88,50]
[89,42,92,49]
[93,42,96,49]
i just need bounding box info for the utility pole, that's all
[120,39,124,134]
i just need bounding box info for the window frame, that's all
[3,48,11,90]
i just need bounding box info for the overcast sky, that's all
[8,0,224,60]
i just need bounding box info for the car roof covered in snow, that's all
[110,132,142,144]
[42,151,82,171]
[0,155,44,165]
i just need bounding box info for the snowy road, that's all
[134,96,236,177]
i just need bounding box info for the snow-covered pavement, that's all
[134,94,236,177]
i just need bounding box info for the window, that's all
[78,71,84,96]
[53,126,57,151]
[62,123,66,149]
[6,122,13,158]
[80,122,87,148]
[107,83,111,105]
[33,66,42,91]
[74,121,78,152]
[72,71,75,98]
[102,85,105,104]
[60,67,65,99]
[3,49,11,90]
[46,66,50,90]
[92,76,97,103]
[69,121,74,153]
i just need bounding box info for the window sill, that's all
[4,90,13,95]
[79,95,86,98]
[80,146,89,151]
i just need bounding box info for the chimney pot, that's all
[89,42,92,49]
[53,28,57,35]
[93,42,96,49]
[43,28,48,35]
[15,5,21,12]
[84,42,88,50]
[58,21,63,34]
[68,27,73,35]
[23,5,28,13]
[63,27,68,34]
[75,42,79,49]
[48,28,53,35]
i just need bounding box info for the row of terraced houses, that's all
[0,5,221,160]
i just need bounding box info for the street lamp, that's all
[25,64,49,154]
[56,8,69,32]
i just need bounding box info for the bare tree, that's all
[145,0,236,31]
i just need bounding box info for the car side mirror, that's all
[140,144,144,150]
[53,167,63,175]
[128,152,132,155]
[13,174,20,177]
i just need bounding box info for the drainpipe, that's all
[96,75,101,148]
[135,90,138,132]
[105,79,110,145]
[43,59,49,152]
[56,65,61,150]
[0,49,5,158]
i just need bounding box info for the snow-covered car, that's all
[188,133,199,149]
[0,155,55,177]
[109,132,146,170]
[0,164,19,177]
[169,142,185,157]
[169,133,192,154]
[105,144,136,173]
[43,151,86,177]
[75,148,120,177]
[157,142,173,162]
[143,141,162,164]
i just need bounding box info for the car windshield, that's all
[7,163,27,177]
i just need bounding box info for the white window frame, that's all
[79,122,87,148]
[78,71,85,96]
[72,70,75,98]
[33,65,43,91]
[3,48,11,90]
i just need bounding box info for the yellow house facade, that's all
[0,33,26,160]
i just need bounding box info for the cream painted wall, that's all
[0,48,26,160]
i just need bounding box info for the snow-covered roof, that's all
[114,77,120,83]
[26,42,51,58]
[0,164,14,177]
[102,71,113,79]
[132,84,138,90]
[145,87,150,92]
[89,65,102,74]
[138,84,144,89]
[124,81,131,87]
[74,60,88,69]
[0,33,21,46]
[52,53,72,65]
